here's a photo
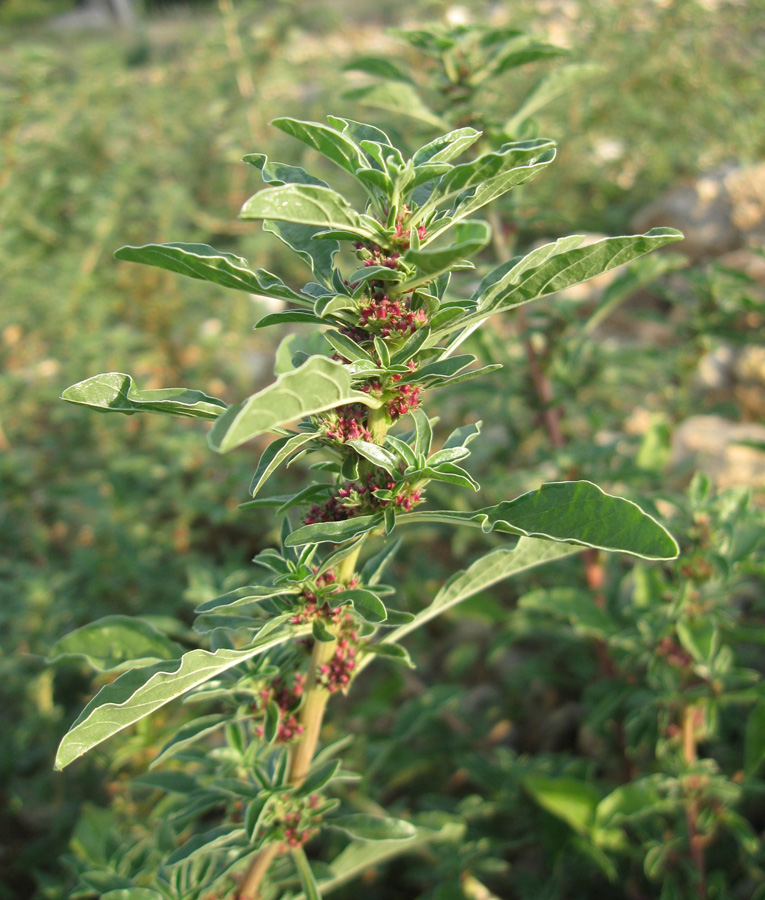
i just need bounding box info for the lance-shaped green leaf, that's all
[344,56,415,84]
[374,538,578,650]
[399,221,491,290]
[336,588,387,624]
[314,819,464,896]
[240,184,384,244]
[346,440,399,476]
[412,127,482,166]
[166,826,246,867]
[194,584,299,615]
[293,847,323,900]
[396,481,679,560]
[253,309,321,329]
[272,117,367,179]
[437,139,556,196]
[442,151,556,227]
[249,432,317,498]
[329,814,417,841]
[285,514,384,547]
[504,63,602,136]
[344,82,447,129]
[48,616,183,673]
[54,627,305,769]
[326,116,395,148]
[113,243,306,304]
[478,40,568,82]
[150,713,228,768]
[478,228,684,313]
[208,357,381,453]
[62,373,226,420]
[243,152,328,187]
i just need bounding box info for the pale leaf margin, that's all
[54,627,308,770]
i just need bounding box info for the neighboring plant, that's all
[53,113,683,899]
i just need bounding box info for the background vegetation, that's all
[1,1,763,898]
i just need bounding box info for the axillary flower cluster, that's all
[309,212,430,527]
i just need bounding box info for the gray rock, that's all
[632,164,765,261]
[671,415,765,489]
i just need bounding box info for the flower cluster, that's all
[317,611,359,694]
[358,291,428,338]
[252,674,306,744]
[257,792,323,851]
[290,568,359,625]
[320,403,373,444]
[304,470,424,525]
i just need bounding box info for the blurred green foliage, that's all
[1,1,764,898]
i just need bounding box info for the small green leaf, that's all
[441,421,482,451]
[504,63,602,135]
[113,242,305,303]
[412,127,482,165]
[293,847,323,900]
[55,628,303,769]
[150,714,227,768]
[344,56,415,84]
[361,642,414,668]
[249,432,317,498]
[345,82,446,129]
[330,814,417,841]
[194,585,297,615]
[361,538,404,586]
[272,117,367,178]
[400,221,491,290]
[298,759,341,795]
[346,440,399,475]
[208,357,380,453]
[243,152,328,187]
[241,184,383,244]
[410,409,433,456]
[62,373,226,420]
[49,616,183,673]
[523,775,600,836]
[338,588,387,624]
[595,778,664,828]
[254,309,321,329]
[166,826,245,866]
[286,514,384,547]
[677,618,718,665]
[263,700,280,743]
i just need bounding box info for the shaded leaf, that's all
[49,616,183,673]
[523,775,600,836]
[330,814,417,841]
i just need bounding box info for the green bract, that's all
[56,112,682,898]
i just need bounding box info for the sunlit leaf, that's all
[62,373,226,420]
